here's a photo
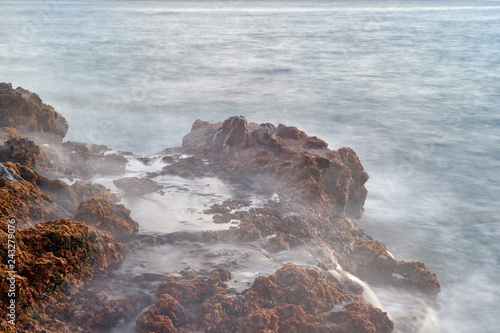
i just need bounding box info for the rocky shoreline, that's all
[0,83,440,332]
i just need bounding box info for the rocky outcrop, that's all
[0,87,441,333]
[180,117,368,219]
[0,83,126,179]
[212,116,250,152]
[0,83,68,143]
[113,176,164,196]
[0,138,40,167]
[4,162,118,215]
[0,162,22,183]
[137,264,394,333]
[181,119,217,154]
[0,163,70,227]
[171,117,440,310]
[74,198,139,241]
[251,122,281,153]
[0,160,131,331]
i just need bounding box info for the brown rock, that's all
[5,162,118,214]
[114,176,164,196]
[0,164,69,227]
[328,300,394,333]
[0,218,123,326]
[136,294,188,333]
[0,138,40,167]
[145,264,393,333]
[74,198,139,241]
[251,123,281,153]
[181,119,218,154]
[0,83,68,142]
[212,116,250,152]
[91,297,150,328]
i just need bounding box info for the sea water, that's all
[1,1,499,332]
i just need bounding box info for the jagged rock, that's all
[321,148,368,219]
[181,119,218,154]
[0,83,68,143]
[276,124,308,141]
[0,164,69,227]
[0,137,40,167]
[0,162,22,183]
[4,162,118,214]
[161,156,208,178]
[0,83,127,179]
[251,123,281,153]
[338,147,369,219]
[74,198,139,241]
[62,141,127,175]
[113,177,164,196]
[142,264,393,333]
[327,300,394,333]
[136,294,187,333]
[212,116,249,152]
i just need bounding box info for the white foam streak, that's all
[344,272,384,310]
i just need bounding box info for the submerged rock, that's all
[113,176,164,196]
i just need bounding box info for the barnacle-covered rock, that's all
[0,218,123,326]
[74,198,139,241]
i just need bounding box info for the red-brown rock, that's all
[74,198,139,241]
[143,264,393,333]
[0,218,123,326]
[0,83,68,143]
[136,294,187,333]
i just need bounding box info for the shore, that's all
[0,83,439,332]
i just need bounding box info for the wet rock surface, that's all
[114,176,165,196]
[138,264,393,333]
[0,86,440,332]
[74,198,139,241]
[0,83,126,179]
[0,218,123,329]
[133,116,440,332]
[0,83,68,143]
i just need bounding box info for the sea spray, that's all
[343,272,384,310]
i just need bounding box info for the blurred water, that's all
[1,0,499,331]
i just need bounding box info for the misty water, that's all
[1,0,499,332]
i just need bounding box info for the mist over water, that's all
[1,0,499,331]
